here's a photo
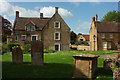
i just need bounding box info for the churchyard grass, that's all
[2,50,114,79]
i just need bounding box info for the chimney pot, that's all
[40,13,43,19]
[55,7,58,13]
[16,11,19,18]
[92,17,95,22]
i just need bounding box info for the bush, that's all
[23,44,31,54]
[7,43,20,51]
[2,43,10,54]
[75,41,89,46]
[44,49,55,53]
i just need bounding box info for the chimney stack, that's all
[40,13,43,19]
[92,17,95,22]
[16,11,19,18]
[55,7,58,13]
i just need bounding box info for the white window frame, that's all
[54,32,60,40]
[55,43,60,51]
[54,21,60,29]
[31,35,38,41]
[15,35,18,41]
[21,35,26,41]
[103,42,107,49]
[102,33,105,38]
[110,33,113,39]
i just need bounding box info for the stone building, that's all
[77,34,90,45]
[13,7,70,51]
[0,16,12,42]
[89,16,120,51]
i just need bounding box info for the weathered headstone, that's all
[104,58,116,69]
[31,40,44,66]
[12,46,23,64]
[72,54,99,79]
[113,68,120,80]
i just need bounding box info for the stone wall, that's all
[12,46,23,64]
[77,45,90,51]
[31,40,44,66]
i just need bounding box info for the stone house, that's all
[89,16,120,51]
[77,34,90,44]
[12,7,70,51]
[0,16,12,42]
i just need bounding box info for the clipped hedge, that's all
[44,49,55,53]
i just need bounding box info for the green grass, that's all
[2,51,114,79]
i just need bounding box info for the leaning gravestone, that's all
[12,46,23,64]
[31,40,44,66]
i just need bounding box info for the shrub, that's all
[7,43,20,51]
[23,44,31,54]
[2,43,10,54]
[44,49,55,53]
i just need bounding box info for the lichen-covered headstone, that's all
[113,68,120,80]
[12,46,23,64]
[31,40,43,66]
[104,58,116,69]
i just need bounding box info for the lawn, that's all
[2,50,114,79]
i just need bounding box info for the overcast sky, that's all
[0,0,119,34]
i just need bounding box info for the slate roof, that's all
[94,21,120,33]
[14,17,51,30]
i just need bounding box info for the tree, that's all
[78,33,82,35]
[101,10,120,22]
[70,31,77,44]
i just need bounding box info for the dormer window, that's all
[26,26,36,31]
[31,26,35,31]
[54,21,60,29]
[26,26,30,31]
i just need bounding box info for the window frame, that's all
[15,35,18,41]
[108,42,111,49]
[54,21,60,29]
[21,35,26,41]
[31,35,38,41]
[26,26,36,31]
[31,26,36,31]
[54,32,60,40]
[103,42,107,49]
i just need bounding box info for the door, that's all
[55,44,60,51]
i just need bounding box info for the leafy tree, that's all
[70,31,77,44]
[101,10,120,22]
[78,33,82,35]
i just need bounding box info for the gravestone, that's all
[104,58,116,69]
[31,40,44,66]
[12,46,23,64]
[113,68,120,80]
[72,54,99,79]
